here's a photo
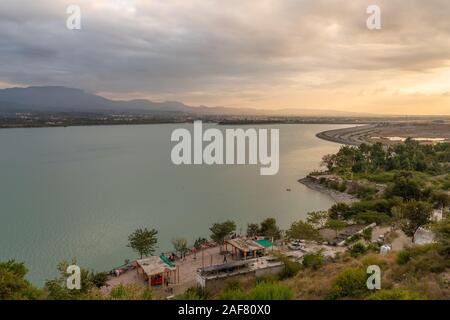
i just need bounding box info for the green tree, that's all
[322,154,337,171]
[326,219,347,238]
[394,200,433,242]
[0,260,42,300]
[210,220,236,251]
[329,203,352,220]
[430,190,450,209]
[306,210,328,227]
[286,221,321,241]
[259,218,280,239]
[45,260,108,300]
[385,171,423,200]
[127,228,158,258]
[172,238,188,259]
[246,223,260,237]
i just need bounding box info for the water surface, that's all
[0,123,348,285]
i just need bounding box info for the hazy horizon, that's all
[1,1,450,115]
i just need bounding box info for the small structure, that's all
[135,256,178,287]
[225,238,266,260]
[196,256,283,294]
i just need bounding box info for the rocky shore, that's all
[298,177,358,204]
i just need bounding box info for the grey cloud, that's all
[0,0,449,101]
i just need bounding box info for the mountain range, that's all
[0,86,372,117]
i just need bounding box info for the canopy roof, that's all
[136,256,175,277]
[226,238,265,253]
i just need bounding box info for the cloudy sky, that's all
[1,0,450,115]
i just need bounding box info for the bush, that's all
[302,253,324,270]
[109,284,152,300]
[368,289,426,300]
[0,260,42,300]
[177,287,208,300]
[362,227,373,241]
[255,275,277,284]
[348,243,368,258]
[396,250,411,265]
[353,211,391,225]
[218,287,248,300]
[328,268,369,299]
[276,254,301,279]
[338,181,347,193]
[345,234,362,245]
[355,185,377,199]
[248,282,293,300]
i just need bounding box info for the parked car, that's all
[288,240,305,251]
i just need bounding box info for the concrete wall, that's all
[199,264,284,294]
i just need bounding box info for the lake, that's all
[0,123,349,285]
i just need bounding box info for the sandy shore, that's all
[298,177,358,204]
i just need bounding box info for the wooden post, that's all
[202,247,205,269]
[161,272,165,288]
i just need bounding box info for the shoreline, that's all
[315,125,375,145]
[298,177,358,204]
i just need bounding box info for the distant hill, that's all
[0,86,372,117]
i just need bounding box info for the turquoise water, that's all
[0,123,348,285]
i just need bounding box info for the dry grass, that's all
[281,249,450,300]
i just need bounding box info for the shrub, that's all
[248,282,293,300]
[177,287,208,300]
[109,284,151,300]
[396,250,411,265]
[276,254,301,279]
[367,289,426,300]
[356,185,377,199]
[328,268,369,299]
[338,182,347,193]
[218,287,248,300]
[255,275,277,284]
[348,243,368,258]
[302,253,324,270]
[0,260,42,300]
[353,211,391,225]
[345,234,362,245]
[362,227,373,241]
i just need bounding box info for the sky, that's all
[0,0,449,115]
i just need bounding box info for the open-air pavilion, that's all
[135,256,178,287]
[225,238,267,260]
